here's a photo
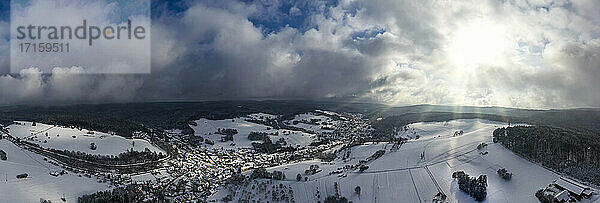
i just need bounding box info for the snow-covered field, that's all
[0,139,110,202]
[213,119,599,203]
[7,121,163,155]
[190,114,320,149]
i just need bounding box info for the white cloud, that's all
[0,0,599,108]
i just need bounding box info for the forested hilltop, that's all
[0,101,383,137]
[493,126,600,185]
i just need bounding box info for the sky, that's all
[0,0,599,109]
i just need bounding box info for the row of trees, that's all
[49,148,165,165]
[368,150,385,161]
[245,117,317,134]
[493,126,600,185]
[292,118,321,125]
[250,168,286,180]
[251,136,294,153]
[78,184,153,202]
[216,128,238,136]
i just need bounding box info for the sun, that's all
[447,19,511,72]
[445,19,513,105]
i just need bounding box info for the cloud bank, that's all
[0,0,599,108]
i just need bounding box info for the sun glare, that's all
[448,20,511,72]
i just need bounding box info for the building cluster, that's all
[536,177,594,203]
[153,111,372,201]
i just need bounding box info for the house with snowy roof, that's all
[552,177,593,199]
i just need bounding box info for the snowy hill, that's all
[7,121,163,156]
[0,139,110,202]
[211,119,599,203]
[189,112,347,149]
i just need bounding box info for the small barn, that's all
[552,177,593,199]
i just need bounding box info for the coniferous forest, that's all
[493,126,600,185]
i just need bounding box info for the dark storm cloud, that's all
[1,0,600,108]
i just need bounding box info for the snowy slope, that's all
[7,121,163,156]
[0,139,110,202]
[213,119,599,203]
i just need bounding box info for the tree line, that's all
[493,126,600,185]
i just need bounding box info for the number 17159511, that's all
[20,43,70,53]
